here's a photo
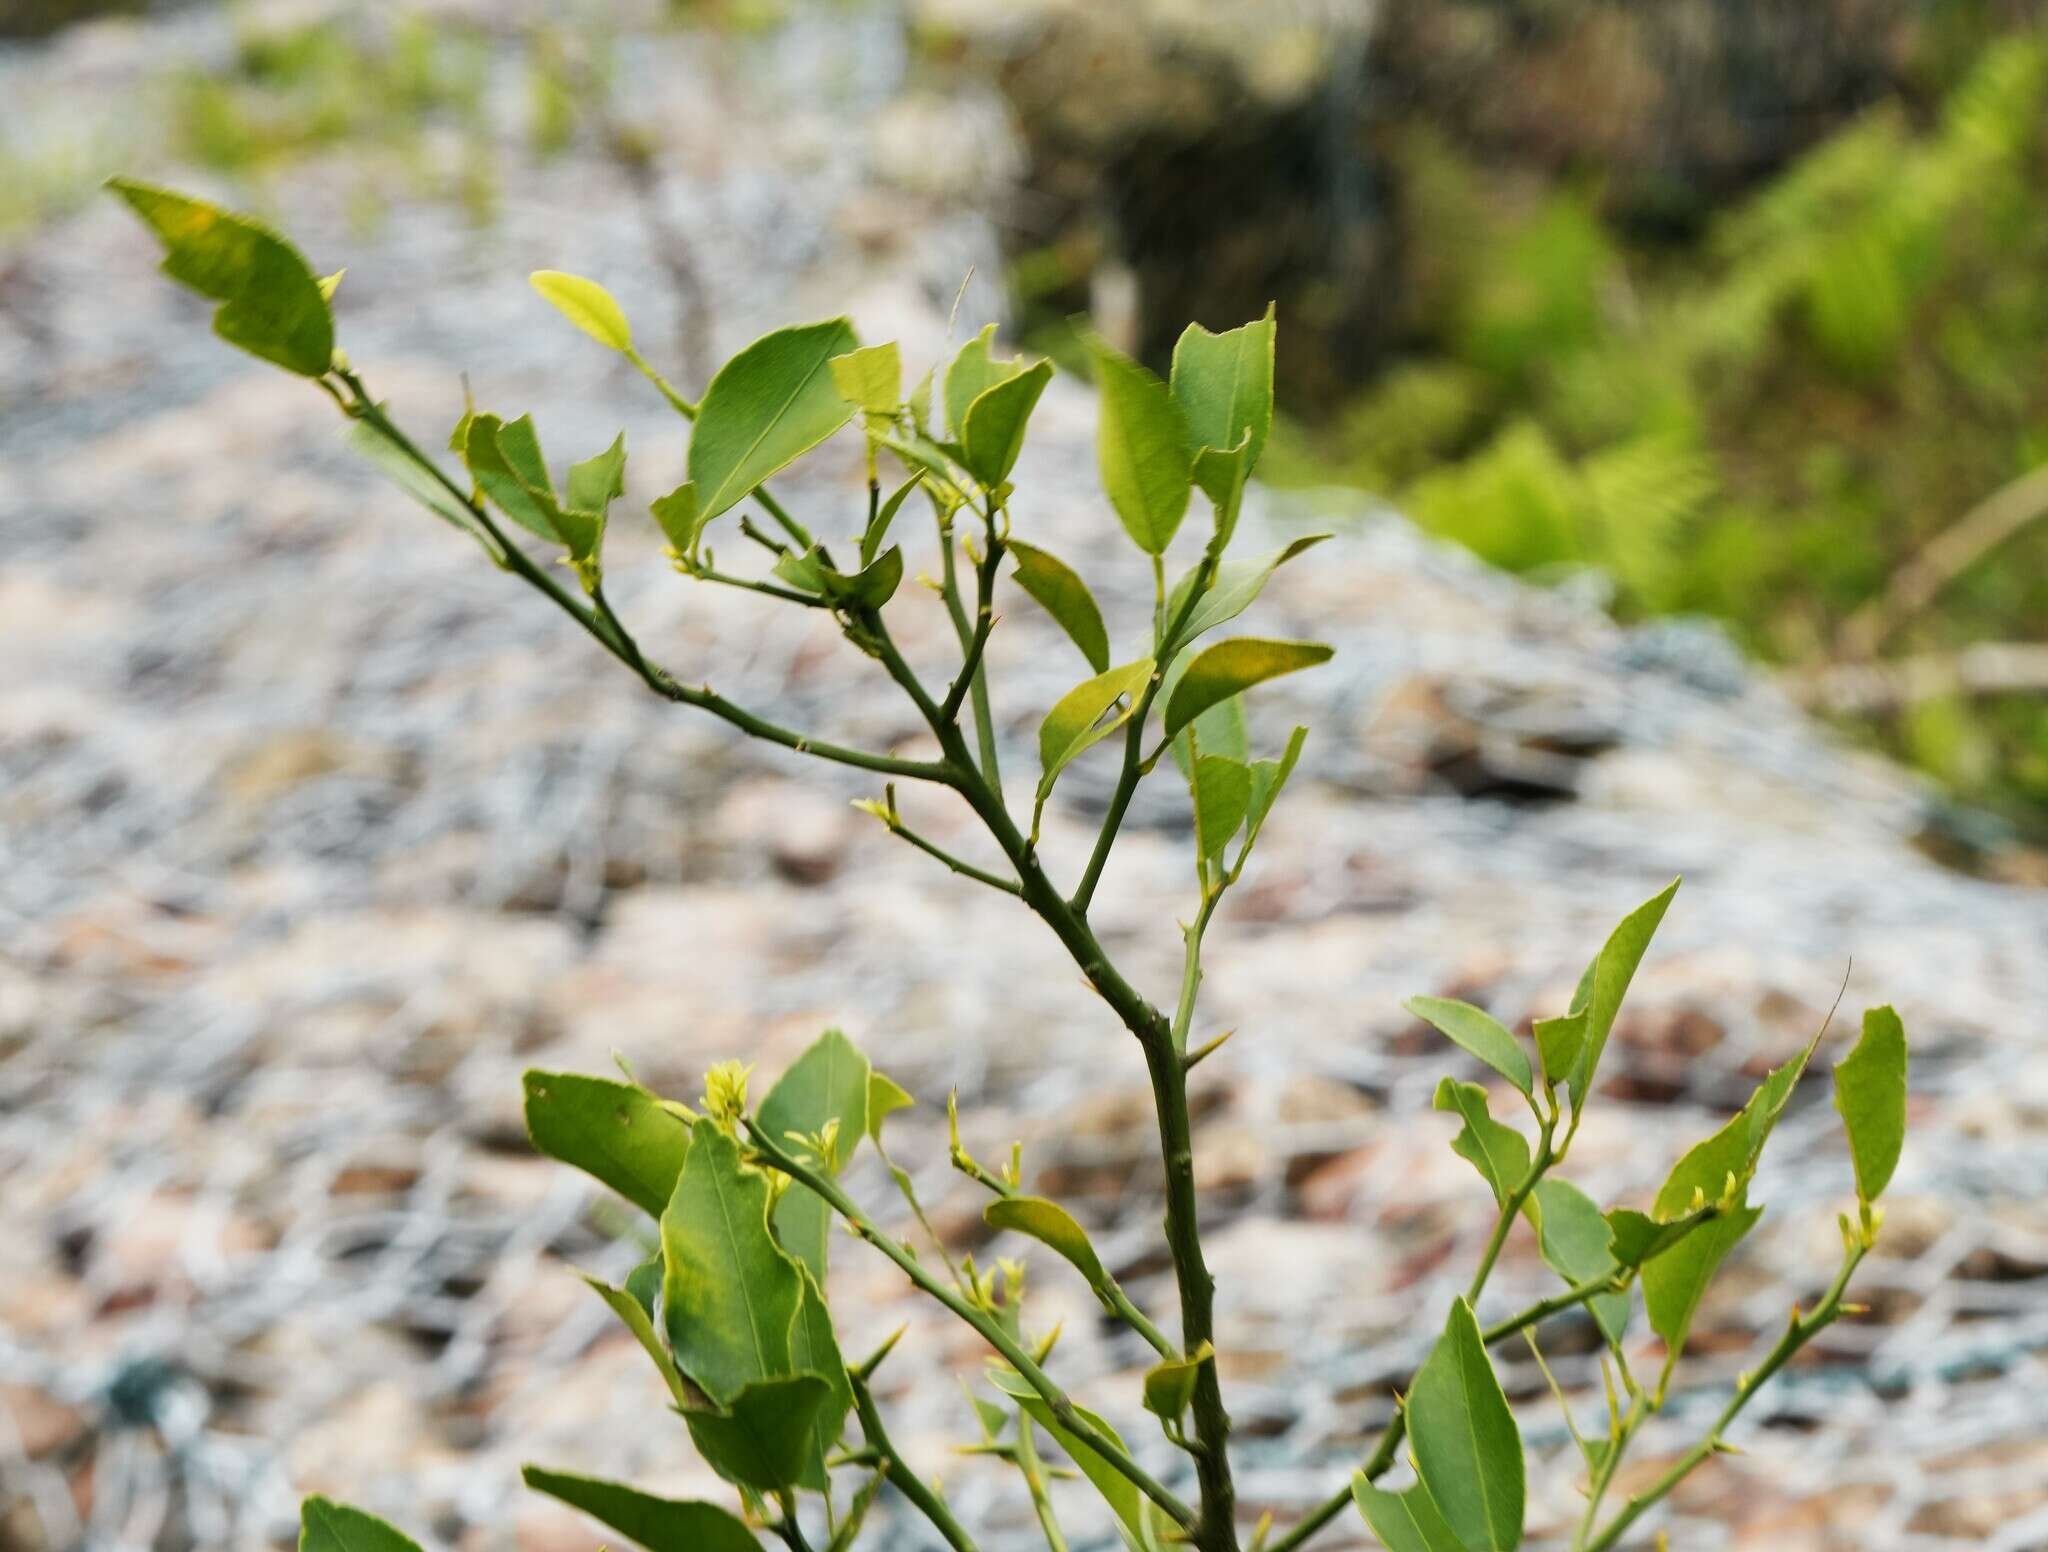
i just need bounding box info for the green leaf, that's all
[986,1367,1169,1552]
[1433,1078,1531,1207]
[1405,996,1533,1097]
[1190,438,1251,543]
[690,318,860,523]
[559,432,626,584]
[1564,880,1680,1112]
[521,1467,760,1552]
[682,1374,832,1494]
[830,342,902,416]
[651,481,704,557]
[861,473,922,567]
[585,1275,688,1405]
[1835,1005,1907,1203]
[944,324,1027,438]
[1092,338,1193,555]
[984,1195,1109,1291]
[1170,310,1275,474]
[962,359,1054,487]
[1163,641,1250,780]
[299,1497,423,1552]
[1008,540,1111,673]
[530,270,633,353]
[1533,1012,1585,1095]
[774,545,905,610]
[464,413,562,543]
[1642,1028,1823,1358]
[661,1121,802,1404]
[522,1070,692,1218]
[1038,657,1155,799]
[867,1069,914,1145]
[1191,754,1252,860]
[1406,1297,1524,1552]
[1352,1477,1466,1552]
[1242,725,1308,850]
[345,420,486,540]
[1142,1342,1213,1425]
[1162,638,1333,741]
[1526,1178,1629,1346]
[110,179,334,377]
[1163,536,1331,658]
[788,1269,853,1493]
[1605,1205,1713,1269]
[759,1029,872,1282]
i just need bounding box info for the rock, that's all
[715,776,861,884]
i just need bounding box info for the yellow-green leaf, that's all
[944,324,1026,438]
[1092,338,1193,555]
[1009,540,1111,672]
[530,270,633,352]
[110,179,334,377]
[1038,657,1155,798]
[984,1195,1108,1291]
[1161,637,1332,741]
[830,342,902,416]
[1191,754,1252,860]
[690,319,860,523]
[963,359,1053,487]
[1170,310,1275,473]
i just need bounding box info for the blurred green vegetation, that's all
[1268,34,2048,833]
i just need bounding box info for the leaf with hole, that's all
[1037,657,1155,799]
[661,1120,802,1404]
[523,1070,692,1218]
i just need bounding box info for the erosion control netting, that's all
[4,10,2048,1552]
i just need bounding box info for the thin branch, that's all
[1836,461,2048,660]
[744,1123,1198,1532]
[847,1370,979,1552]
[1578,1243,1869,1552]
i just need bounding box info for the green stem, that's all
[935,513,1003,790]
[745,1124,1198,1532]
[1170,892,1224,1055]
[340,381,941,785]
[847,1370,980,1552]
[880,816,1023,897]
[1015,1413,1072,1552]
[1577,1245,1868,1552]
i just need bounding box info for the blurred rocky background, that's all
[2,2,2046,1551]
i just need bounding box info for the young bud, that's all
[701,1060,753,1131]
